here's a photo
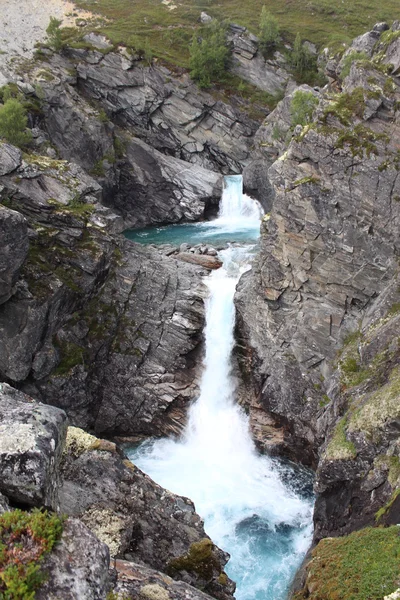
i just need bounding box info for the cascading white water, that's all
[218,175,264,222]
[128,176,313,600]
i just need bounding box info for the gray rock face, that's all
[0,142,21,176]
[0,383,67,510]
[0,148,206,438]
[235,37,400,465]
[75,53,257,174]
[109,137,222,228]
[60,427,234,600]
[0,204,28,305]
[32,240,206,437]
[37,518,110,600]
[312,278,400,540]
[112,560,220,600]
[229,28,293,95]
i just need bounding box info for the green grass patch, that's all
[0,509,63,599]
[325,416,357,460]
[294,526,400,600]
[71,0,400,69]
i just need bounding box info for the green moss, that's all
[387,302,400,317]
[0,509,63,599]
[374,455,400,488]
[53,340,86,375]
[166,538,222,581]
[379,28,400,50]
[292,176,320,187]
[294,526,400,600]
[325,416,357,460]
[348,365,400,438]
[375,489,400,523]
[335,124,388,159]
[340,50,369,79]
[319,394,330,408]
[323,87,366,125]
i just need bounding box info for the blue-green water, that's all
[124,219,261,247]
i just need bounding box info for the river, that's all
[125,175,313,600]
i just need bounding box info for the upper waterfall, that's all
[217,175,263,223]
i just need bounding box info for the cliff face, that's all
[235,21,400,538]
[0,143,208,438]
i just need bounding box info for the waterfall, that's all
[128,176,313,600]
[218,174,263,222]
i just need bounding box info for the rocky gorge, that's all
[0,5,400,599]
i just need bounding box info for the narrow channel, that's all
[127,176,313,600]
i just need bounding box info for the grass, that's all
[71,0,400,69]
[294,526,400,600]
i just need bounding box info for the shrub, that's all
[0,98,32,148]
[189,22,230,88]
[46,16,63,52]
[290,90,318,127]
[259,7,279,55]
[0,509,63,599]
[288,33,325,85]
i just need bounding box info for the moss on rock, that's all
[294,526,400,600]
[166,538,221,581]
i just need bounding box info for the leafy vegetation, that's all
[340,50,369,79]
[0,509,63,599]
[46,17,63,52]
[189,22,230,88]
[258,7,279,55]
[290,90,319,127]
[0,95,32,148]
[294,526,400,600]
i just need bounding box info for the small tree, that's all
[288,33,317,82]
[259,7,279,55]
[290,90,319,127]
[189,22,230,88]
[0,98,32,148]
[46,16,63,52]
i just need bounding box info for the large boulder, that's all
[0,383,67,510]
[59,426,235,600]
[37,518,110,600]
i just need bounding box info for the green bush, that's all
[0,98,32,148]
[189,22,230,88]
[0,509,63,599]
[46,16,63,52]
[287,33,325,85]
[259,7,279,55]
[290,90,318,127]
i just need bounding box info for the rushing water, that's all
[127,175,313,600]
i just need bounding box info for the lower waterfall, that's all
[128,176,313,600]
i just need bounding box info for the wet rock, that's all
[0,382,67,510]
[37,518,110,600]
